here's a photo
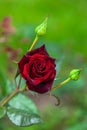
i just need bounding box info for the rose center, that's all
[30,60,46,78]
[34,60,46,72]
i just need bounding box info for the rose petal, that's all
[18,55,29,74]
[27,45,49,56]
[26,79,54,94]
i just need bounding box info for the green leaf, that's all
[7,107,43,126]
[5,80,15,95]
[0,71,7,96]
[0,106,6,119]
[7,94,43,126]
[9,94,38,114]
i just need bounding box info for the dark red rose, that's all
[18,45,56,94]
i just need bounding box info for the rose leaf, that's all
[7,107,43,126]
[8,93,39,114]
[0,106,6,119]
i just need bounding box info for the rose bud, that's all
[35,17,48,36]
[69,69,81,80]
[18,45,56,94]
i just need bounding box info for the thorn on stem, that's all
[47,93,60,106]
[52,94,60,106]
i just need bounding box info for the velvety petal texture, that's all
[18,45,56,94]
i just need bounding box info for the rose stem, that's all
[0,76,24,107]
[0,89,19,107]
[28,35,38,51]
[52,77,71,91]
[17,75,22,89]
[0,86,26,107]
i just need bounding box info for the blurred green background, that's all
[0,0,87,130]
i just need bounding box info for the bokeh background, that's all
[0,0,87,130]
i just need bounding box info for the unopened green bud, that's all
[35,17,48,36]
[69,69,81,80]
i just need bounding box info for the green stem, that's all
[28,35,38,51]
[52,77,71,91]
[0,87,25,107]
[0,89,19,107]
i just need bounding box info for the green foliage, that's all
[7,94,42,126]
[0,106,6,119]
[8,94,39,114]
[7,107,42,126]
